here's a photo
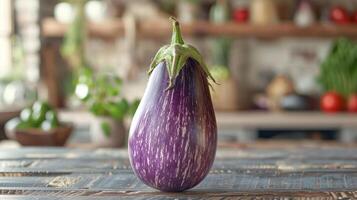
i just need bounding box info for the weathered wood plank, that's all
[1,191,357,199]
[0,146,357,199]
[3,147,357,161]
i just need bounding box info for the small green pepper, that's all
[31,101,51,127]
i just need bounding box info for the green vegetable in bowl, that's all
[9,101,60,131]
[16,121,32,130]
[6,117,30,131]
[31,101,51,127]
[41,120,55,131]
[45,110,60,128]
[20,108,32,123]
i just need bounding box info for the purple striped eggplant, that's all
[128,18,217,192]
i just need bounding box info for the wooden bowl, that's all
[6,124,73,146]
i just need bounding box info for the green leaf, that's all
[107,86,119,97]
[101,122,111,138]
[319,38,357,97]
[128,99,140,116]
[106,100,129,121]
[45,110,59,128]
[90,102,107,116]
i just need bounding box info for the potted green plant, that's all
[318,38,357,113]
[74,68,139,147]
[60,1,139,147]
[209,0,239,111]
[319,38,357,98]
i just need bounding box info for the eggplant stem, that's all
[170,17,184,45]
[148,17,216,90]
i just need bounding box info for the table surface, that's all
[1,141,357,199]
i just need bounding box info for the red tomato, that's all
[233,8,249,23]
[347,94,357,113]
[320,92,345,113]
[353,11,357,24]
[330,6,351,24]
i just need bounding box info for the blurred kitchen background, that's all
[1,0,357,148]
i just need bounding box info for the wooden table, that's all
[1,141,357,199]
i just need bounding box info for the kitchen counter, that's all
[1,141,357,199]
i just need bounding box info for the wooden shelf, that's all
[58,110,357,130]
[217,112,357,129]
[42,18,357,39]
[42,18,125,39]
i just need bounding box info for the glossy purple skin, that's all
[128,59,217,192]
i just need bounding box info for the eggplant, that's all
[128,18,217,192]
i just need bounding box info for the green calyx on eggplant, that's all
[148,17,215,89]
